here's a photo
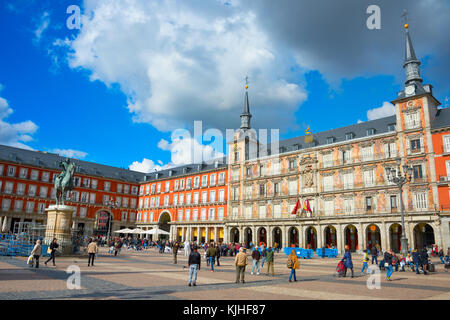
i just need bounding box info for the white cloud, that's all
[0,90,38,150]
[34,11,50,42]
[366,101,395,121]
[128,158,170,173]
[51,148,88,159]
[64,0,307,132]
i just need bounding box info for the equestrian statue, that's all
[54,158,76,206]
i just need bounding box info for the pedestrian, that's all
[30,239,42,269]
[184,239,191,257]
[361,249,370,274]
[260,244,267,268]
[188,247,201,287]
[412,249,421,274]
[114,241,120,256]
[250,246,261,275]
[87,239,98,266]
[371,245,378,265]
[321,245,326,259]
[438,248,444,264]
[287,249,299,282]
[420,247,429,275]
[341,246,354,278]
[215,243,221,266]
[444,249,450,272]
[44,238,59,267]
[234,247,248,283]
[265,246,275,276]
[384,248,394,281]
[173,241,179,264]
[207,242,216,271]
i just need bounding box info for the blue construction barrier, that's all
[315,248,339,258]
[284,247,314,259]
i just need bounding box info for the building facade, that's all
[224,25,448,253]
[0,146,142,236]
[135,161,228,243]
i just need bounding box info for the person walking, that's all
[30,239,42,269]
[173,242,179,264]
[371,245,378,265]
[444,249,450,272]
[361,249,370,274]
[87,239,98,266]
[250,246,261,275]
[215,244,221,266]
[384,249,394,281]
[420,247,429,275]
[114,241,120,256]
[184,239,191,257]
[265,246,275,276]
[321,245,326,259]
[260,245,267,268]
[207,243,217,271]
[188,247,201,286]
[287,249,299,282]
[412,249,421,274]
[44,238,59,267]
[341,246,354,278]
[234,247,248,283]
[438,248,444,264]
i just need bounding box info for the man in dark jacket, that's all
[215,244,221,266]
[188,247,201,286]
[251,247,261,275]
[173,242,179,264]
[412,249,421,274]
[384,249,394,281]
[44,238,59,267]
[420,248,429,275]
[371,246,378,265]
[207,243,217,271]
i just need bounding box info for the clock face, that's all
[405,85,415,95]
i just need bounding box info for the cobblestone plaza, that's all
[0,247,448,300]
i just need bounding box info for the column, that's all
[205,226,210,243]
[317,224,324,249]
[0,217,3,230]
[223,226,229,244]
[298,224,304,248]
[2,216,10,233]
[181,227,185,242]
[357,223,364,254]
[282,225,288,248]
[252,225,257,245]
[381,221,387,252]
[336,224,343,255]
[267,226,273,247]
[214,226,218,243]
[238,226,244,244]
[197,226,200,244]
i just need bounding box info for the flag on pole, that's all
[306,199,312,213]
[291,199,300,215]
[303,200,308,212]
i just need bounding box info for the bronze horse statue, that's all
[54,159,76,206]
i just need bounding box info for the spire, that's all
[402,21,422,86]
[240,76,252,130]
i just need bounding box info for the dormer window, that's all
[388,124,396,132]
[366,128,375,136]
[345,133,354,141]
[279,147,286,153]
[326,137,335,144]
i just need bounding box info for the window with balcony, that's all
[144,198,149,208]
[121,212,128,222]
[81,192,89,203]
[179,194,184,205]
[209,174,216,186]
[324,199,334,216]
[7,166,16,177]
[174,180,179,191]
[173,194,178,206]
[218,207,224,220]
[323,153,332,168]
[288,180,297,195]
[201,175,208,187]
[193,192,199,204]
[186,178,192,189]
[164,196,169,206]
[244,206,252,219]
[177,210,183,221]
[289,159,296,171]
[131,198,137,208]
[361,146,373,161]
[39,186,48,198]
[384,142,397,158]
[2,199,11,211]
[117,184,123,193]
[201,208,207,220]
[30,170,39,180]
[274,182,279,196]
[42,172,50,182]
[185,210,190,221]
[245,167,251,177]
[208,208,215,220]
[186,193,191,205]
[444,135,450,153]
[259,205,266,219]
[26,201,35,213]
[202,191,207,203]
[122,197,128,208]
[218,172,225,184]
[131,186,138,195]
[273,204,281,218]
[145,185,150,195]
[405,112,420,129]
[14,200,23,212]
[19,168,28,179]
[410,139,422,153]
[138,198,143,209]
[104,181,111,192]
[210,190,216,203]
[365,197,373,211]
[0,164,3,176]
[259,184,266,197]
[28,185,36,197]
[124,184,129,194]
[323,175,333,192]
[273,161,281,175]
[342,149,352,164]
[193,209,198,221]
[343,173,353,189]
[73,177,81,187]
[180,179,185,189]
[363,170,375,187]
[157,183,161,193]
[194,177,200,188]
[414,192,427,210]
[17,183,25,195]
[412,165,423,180]
[390,195,398,212]
[343,198,353,215]
[232,187,239,201]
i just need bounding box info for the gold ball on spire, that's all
[404,23,409,29]
[245,85,248,90]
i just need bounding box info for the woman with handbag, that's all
[341,246,354,278]
[30,239,42,269]
[287,249,299,282]
[45,238,58,267]
[384,249,394,281]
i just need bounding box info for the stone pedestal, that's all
[45,205,75,255]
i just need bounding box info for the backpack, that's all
[287,258,293,268]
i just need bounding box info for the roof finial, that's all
[402,9,409,29]
[245,75,249,90]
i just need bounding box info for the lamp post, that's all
[385,158,413,256]
[104,196,117,242]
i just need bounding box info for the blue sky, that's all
[0,0,448,172]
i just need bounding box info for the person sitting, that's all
[444,249,450,272]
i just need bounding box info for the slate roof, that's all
[432,107,450,130]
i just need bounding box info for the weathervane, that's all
[245,75,249,90]
[401,9,408,25]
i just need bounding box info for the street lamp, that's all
[386,158,413,256]
[104,196,117,242]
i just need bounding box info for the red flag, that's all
[291,199,300,215]
[306,199,312,213]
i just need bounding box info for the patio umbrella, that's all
[145,228,170,235]
[129,228,145,234]
[114,228,133,233]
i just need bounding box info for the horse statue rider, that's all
[54,158,76,206]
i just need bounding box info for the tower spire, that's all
[402,18,422,87]
[240,76,252,130]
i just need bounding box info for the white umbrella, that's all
[130,228,145,234]
[114,228,133,233]
[145,228,170,235]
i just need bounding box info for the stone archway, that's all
[244,227,252,247]
[272,227,282,248]
[158,211,171,240]
[323,225,337,248]
[258,227,267,246]
[413,223,435,250]
[366,224,381,251]
[344,224,358,252]
[288,227,299,247]
[389,223,402,253]
[305,226,317,250]
[230,227,239,243]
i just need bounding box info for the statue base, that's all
[44,205,75,255]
